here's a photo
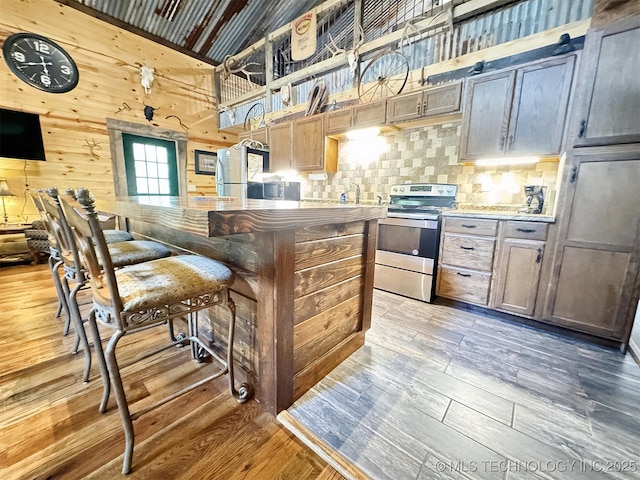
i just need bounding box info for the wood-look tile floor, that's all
[0,263,344,480]
[284,290,640,480]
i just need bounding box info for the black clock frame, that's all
[2,32,79,93]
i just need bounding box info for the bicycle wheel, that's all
[357,50,409,104]
[243,102,265,131]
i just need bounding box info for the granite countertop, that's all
[442,209,555,223]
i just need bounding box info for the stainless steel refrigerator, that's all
[216,145,269,198]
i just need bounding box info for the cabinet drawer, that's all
[437,266,491,305]
[441,234,495,271]
[503,221,548,240]
[444,217,498,236]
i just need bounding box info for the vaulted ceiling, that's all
[54,0,327,65]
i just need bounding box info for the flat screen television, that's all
[0,108,46,161]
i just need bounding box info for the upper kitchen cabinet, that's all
[387,81,462,124]
[573,15,640,147]
[268,122,294,172]
[459,55,575,161]
[352,100,387,129]
[238,127,268,145]
[268,116,337,173]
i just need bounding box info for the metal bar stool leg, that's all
[49,256,69,319]
[86,309,111,413]
[104,330,135,474]
[223,290,251,403]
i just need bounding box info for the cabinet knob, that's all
[500,136,505,148]
[460,245,475,250]
[456,272,472,277]
[516,228,536,233]
[461,224,477,229]
[535,248,542,264]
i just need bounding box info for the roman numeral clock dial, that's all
[3,33,79,93]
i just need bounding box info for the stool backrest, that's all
[59,188,124,316]
[29,190,58,249]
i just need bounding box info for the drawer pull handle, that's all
[460,246,475,250]
[516,228,536,233]
[461,224,476,229]
[456,272,471,277]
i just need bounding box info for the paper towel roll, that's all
[308,172,328,181]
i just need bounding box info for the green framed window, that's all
[122,133,178,196]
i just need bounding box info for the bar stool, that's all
[60,188,252,474]
[39,188,173,383]
[29,190,135,331]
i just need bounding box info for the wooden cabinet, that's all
[387,82,462,124]
[573,15,640,147]
[325,108,353,135]
[437,218,498,306]
[293,116,333,172]
[238,127,268,145]
[491,221,548,317]
[268,122,294,172]
[544,148,640,341]
[459,55,575,161]
[268,117,337,173]
[352,100,387,129]
[438,217,551,318]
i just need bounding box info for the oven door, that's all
[377,217,439,265]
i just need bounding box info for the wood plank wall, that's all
[292,222,368,400]
[0,0,237,223]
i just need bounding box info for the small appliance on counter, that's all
[247,180,301,200]
[519,185,547,214]
[216,145,269,198]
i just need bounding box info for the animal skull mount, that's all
[140,66,155,94]
[143,105,158,122]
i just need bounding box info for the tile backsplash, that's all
[301,121,560,209]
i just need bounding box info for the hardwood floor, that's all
[0,263,345,479]
[283,290,640,480]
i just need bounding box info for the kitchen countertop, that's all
[442,209,555,223]
[98,195,387,237]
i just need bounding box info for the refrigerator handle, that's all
[216,156,224,187]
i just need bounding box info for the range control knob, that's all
[392,187,398,192]
[400,187,405,192]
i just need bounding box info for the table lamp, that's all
[0,178,15,223]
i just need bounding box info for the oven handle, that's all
[378,217,438,229]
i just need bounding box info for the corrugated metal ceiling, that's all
[55,0,328,65]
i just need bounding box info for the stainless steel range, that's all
[374,183,457,302]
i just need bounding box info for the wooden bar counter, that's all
[98,195,386,415]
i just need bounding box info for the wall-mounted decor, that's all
[194,150,216,175]
[2,32,79,93]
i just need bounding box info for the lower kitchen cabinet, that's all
[491,221,547,317]
[438,217,550,318]
[544,147,640,341]
[437,218,498,307]
[492,239,544,316]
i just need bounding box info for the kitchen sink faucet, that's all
[352,183,360,205]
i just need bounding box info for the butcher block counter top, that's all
[97,195,386,415]
[98,195,387,237]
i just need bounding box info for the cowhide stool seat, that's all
[60,187,252,474]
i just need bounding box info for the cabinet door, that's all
[293,116,324,171]
[508,56,575,156]
[574,16,640,146]
[325,108,352,135]
[238,127,268,145]
[545,152,640,340]
[268,122,293,172]
[387,91,422,123]
[423,81,462,117]
[459,70,516,161]
[492,239,544,317]
[352,100,387,128]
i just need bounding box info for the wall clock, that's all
[2,32,79,93]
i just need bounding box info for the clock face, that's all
[2,33,79,93]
